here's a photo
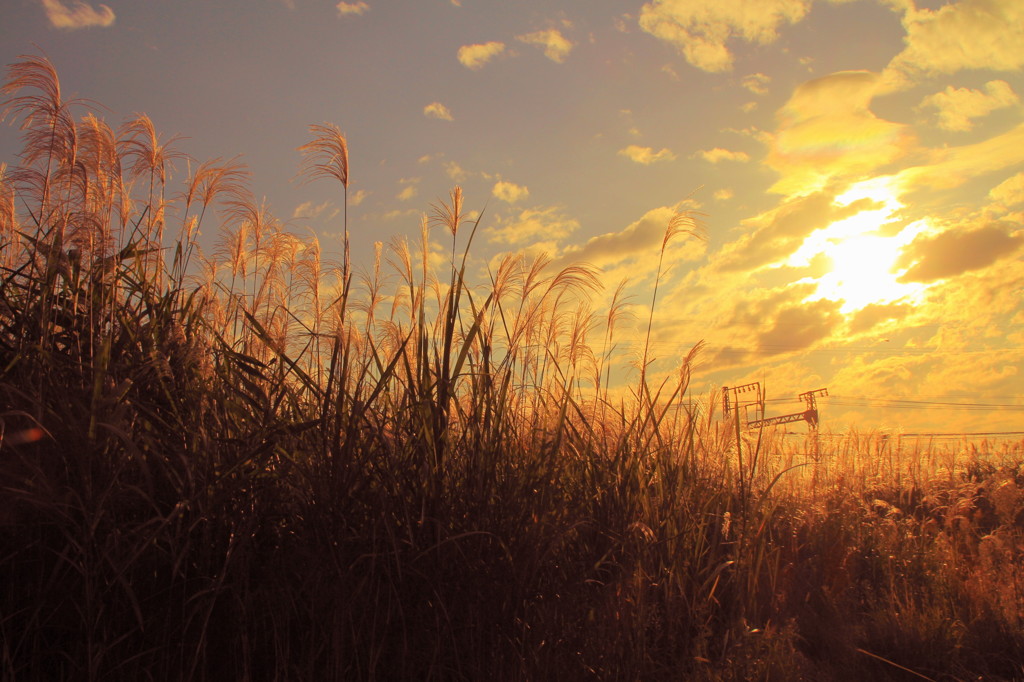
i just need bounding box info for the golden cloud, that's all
[989,172,1024,207]
[492,181,529,204]
[847,302,913,335]
[336,1,369,16]
[915,252,1024,331]
[829,353,932,399]
[741,72,771,95]
[516,29,574,63]
[423,102,454,121]
[619,144,677,164]
[457,41,506,70]
[485,206,579,246]
[713,190,874,272]
[553,205,704,272]
[756,299,843,355]
[41,0,115,30]
[892,122,1024,192]
[896,220,1024,283]
[396,178,419,202]
[766,70,916,194]
[292,200,339,220]
[638,0,810,72]
[919,80,1019,132]
[695,147,750,163]
[884,0,1024,85]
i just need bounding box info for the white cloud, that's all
[40,0,115,30]
[457,41,506,70]
[336,1,369,16]
[423,102,454,121]
[516,29,574,63]
[714,188,735,201]
[619,144,677,164]
[492,181,529,203]
[919,80,1018,132]
[695,147,750,163]
[638,0,810,72]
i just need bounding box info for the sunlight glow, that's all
[785,178,930,313]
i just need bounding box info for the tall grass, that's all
[1,54,1023,681]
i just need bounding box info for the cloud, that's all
[891,121,1024,192]
[619,144,677,164]
[485,206,579,246]
[41,0,115,29]
[350,189,368,206]
[423,102,454,121]
[695,147,750,163]
[396,178,419,202]
[847,302,913,334]
[896,221,1024,282]
[377,208,422,223]
[457,41,506,70]
[830,353,933,398]
[756,299,842,355]
[919,80,1018,132]
[553,205,704,271]
[516,29,574,63]
[714,188,734,201]
[989,172,1024,207]
[766,70,916,194]
[884,0,1024,86]
[742,72,771,95]
[492,181,529,204]
[444,161,467,182]
[292,200,340,220]
[638,0,811,72]
[714,190,875,272]
[336,1,369,16]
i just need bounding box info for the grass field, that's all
[2,54,1022,681]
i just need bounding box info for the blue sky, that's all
[3,0,1024,432]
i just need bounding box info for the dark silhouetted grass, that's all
[1,54,1022,681]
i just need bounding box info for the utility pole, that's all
[722,382,765,424]
[724,382,828,432]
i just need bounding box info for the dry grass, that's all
[1,54,1023,681]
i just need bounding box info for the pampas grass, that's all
[1,54,1023,682]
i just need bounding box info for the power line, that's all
[823,395,1024,411]
[782,430,1024,439]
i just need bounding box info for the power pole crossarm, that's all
[748,410,817,428]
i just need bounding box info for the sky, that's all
[2,0,1023,435]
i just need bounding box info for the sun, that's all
[784,178,929,313]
